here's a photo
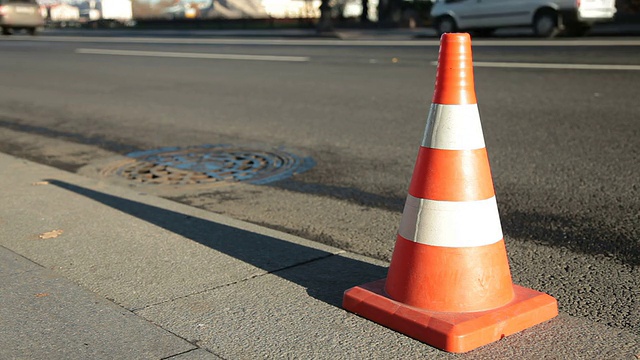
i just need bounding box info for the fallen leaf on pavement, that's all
[38,230,63,239]
[32,181,49,186]
[35,293,49,298]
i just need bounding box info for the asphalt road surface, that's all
[0,30,638,343]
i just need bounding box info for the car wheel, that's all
[533,10,560,38]
[27,27,38,36]
[1,27,12,35]
[435,16,457,36]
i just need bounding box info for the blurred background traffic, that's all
[3,0,638,37]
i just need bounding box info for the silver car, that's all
[430,0,616,37]
[0,0,44,35]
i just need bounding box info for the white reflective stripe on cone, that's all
[422,104,486,150]
[398,194,503,248]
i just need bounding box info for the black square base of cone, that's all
[343,279,558,353]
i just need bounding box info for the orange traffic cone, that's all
[343,33,558,353]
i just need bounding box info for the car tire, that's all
[434,16,457,37]
[1,27,11,35]
[27,27,38,36]
[533,10,560,38]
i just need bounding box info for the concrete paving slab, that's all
[136,252,435,359]
[0,155,341,310]
[0,247,195,359]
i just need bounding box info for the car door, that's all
[470,0,533,28]
[436,0,480,29]
[448,0,491,28]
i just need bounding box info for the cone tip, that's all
[433,32,477,105]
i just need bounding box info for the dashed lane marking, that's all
[75,48,310,62]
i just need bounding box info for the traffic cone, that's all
[342,33,558,353]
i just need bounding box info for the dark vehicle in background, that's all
[0,0,44,35]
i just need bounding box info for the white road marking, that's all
[75,48,310,62]
[429,61,640,71]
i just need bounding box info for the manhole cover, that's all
[100,144,315,187]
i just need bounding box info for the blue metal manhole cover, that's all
[106,144,315,186]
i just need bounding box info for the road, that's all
[0,30,638,344]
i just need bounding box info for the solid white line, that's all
[398,195,503,248]
[75,48,310,62]
[6,36,640,47]
[429,60,640,71]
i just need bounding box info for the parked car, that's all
[0,0,44,35]
[430,0,617,37]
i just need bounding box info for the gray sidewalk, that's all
[0,153,637,359]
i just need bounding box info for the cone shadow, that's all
[45,180,387,307]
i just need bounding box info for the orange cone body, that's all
[343,33,558,353]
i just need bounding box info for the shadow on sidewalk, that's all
[46,180,387,308]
